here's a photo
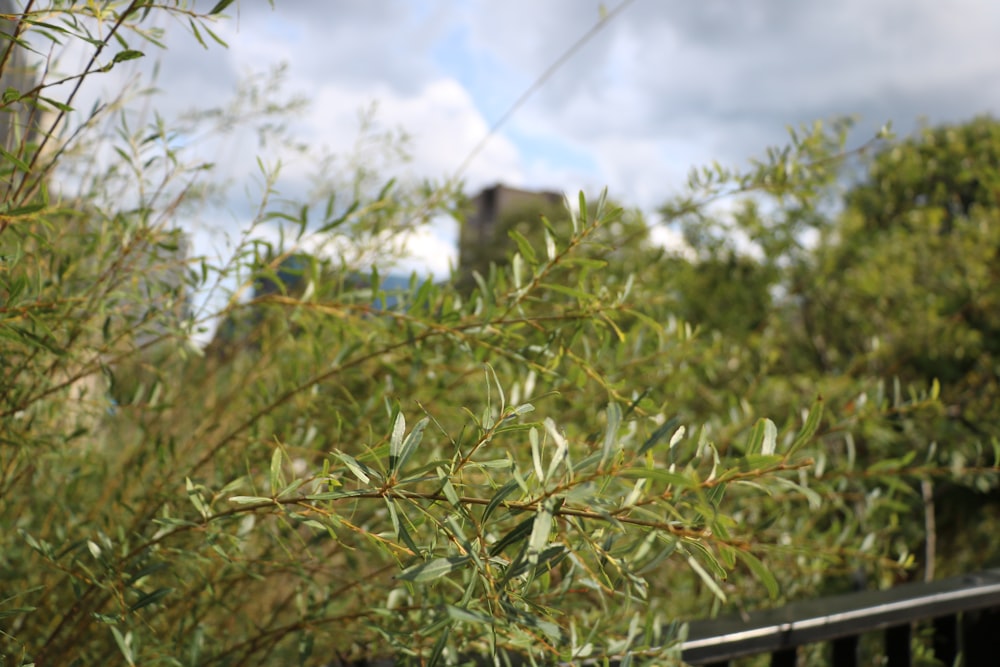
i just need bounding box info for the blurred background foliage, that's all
[1,2,998,665]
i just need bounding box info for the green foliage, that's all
[2,4,998,666]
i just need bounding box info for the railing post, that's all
[884,624,911,667]
[770,647,795,667]
[963,606,1000,667]
[831,634,859,667]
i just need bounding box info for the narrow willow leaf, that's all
[544,228,557,260]
[543,418,568,482]
[787,399,824,457]
[336,452,373,485]
[446,515,472,552]
[638,417,681,455]
[745,418,766,455]
[565,193,580,233]
[771,477,822,509]
[761,419,778,455]
[530,427,544,482]
[396,556,469,582]
[866,449,917,473]
[510,403,535,417]
[208,0,236,13]
[601,402,622,467]
[112,49,144,63]
[511,253,524,289]
[539,282,592,301]
[441,478,461,507]
[687,555,727,603]
[623,479,645,507]
[619,467,693,489]
[396,417,428,474]
[270,448,284,492]
[735,550,779,599]
[388,412,405,474]
[110,627,135,665]
[483,478,519,523]
[508,229,537,265]
[489,516,535,556]
[427,624,451,667]
[228,496,274,505]
[129,587,171,612]
[486,363,506,414]
[384,498,420,555]
[527,498,555,563]
[446,604,494,624]
[185,477,209,519]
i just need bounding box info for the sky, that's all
[51,0,1000,277]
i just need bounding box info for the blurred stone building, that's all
[457,183,562,290]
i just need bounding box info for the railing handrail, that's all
[681,568,1000,664]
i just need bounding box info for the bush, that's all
[2,4,995,666]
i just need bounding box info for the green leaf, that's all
[388,412,405,473]
[185,477,209,520]
[5,202,45,217]
[0,147,31,172]
[384,498,420,555]
[539,282,593,301]
[787,399,824,457]
[113,49,144,63]
[489,516,535,556]
[427,624,451,667]
[228,496,272,505]
[269,447,285,492]
[745,418,770,455]
[867,449,917,474]
[761,419,778,455]
[37,95,73,112]
[396,556,470,582]
[543,418,569,482]
[441,477,461,507]
[395,417,428,475]
[129,587,171,612]
[336,452,377,485]
[110,627,136,666]
[619,467,693,489]
[527,498,556,562]
[601,402,622,467]
[483,477,519,523]
[544,228,557,260]
[735,549,779,599]
[208,0,237,14]
[508,229,537,265]
[686,554,727,603]
[445,604,494,625]
[638,417,681,455]
[318,200,359,233]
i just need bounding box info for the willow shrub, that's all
[0,3,979,667]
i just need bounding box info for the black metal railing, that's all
[681,569,1000,666]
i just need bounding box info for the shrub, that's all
[2,4,994,666]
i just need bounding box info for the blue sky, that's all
[58,0,1000,278]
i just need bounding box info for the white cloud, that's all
[30,0,1000,282]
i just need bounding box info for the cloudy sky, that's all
[64,0,1000,276]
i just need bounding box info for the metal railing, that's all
[681,569,1000,666]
